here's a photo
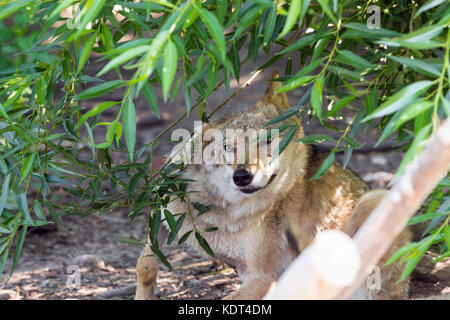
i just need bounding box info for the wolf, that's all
[135,71,411,300]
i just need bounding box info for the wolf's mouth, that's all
[240,174,277,194]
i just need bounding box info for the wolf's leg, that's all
[223,236,278,300]
[344,190,411,300]
[135,227,169,300]
[135,243,158,300]
[222,277,274,300]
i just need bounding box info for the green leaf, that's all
[75,80,124,100]
[310,152,335,180]
[77,101,119,129]
[77,32,98,75]
[274,125,298,158]
[17,193,32,222]
[344,137,363,149]
[0,174,11,216]
[397,243,430,283]
[342,23,401,39]
[73,0,106,40]
[232,5,266,41]
[336,50,377,70]
[311,76,324,122]
[298,0,311,27]
[97,45,151,76]
[388,55,441,78]
[276,33,317,56]
[0,1,30,21]
[178,230,193,245]
[297,134,335,144]
[384,242,419,266]
[196,6,226,61]
[21,219,50,231]
[123,98,136,162]
[312,35,331,61]
[363,81,433,121]
[33,201,46,220]
[135,30,170,92]
[263,6,277,46]
[326,95,356,117]
[118,237,142,246]
[276,75,315,93]
[327,65,364,81]
[265,107,300,126]
[20,151,37,184]
[414,0,447,17]
[377,25,445,49]
[396,25,445,43]
[216,0,228,23]
[317,0,337,23]
[0,222,10,234]
[43,200,64,233]
[142,82,160,118]
[94,121,116,149]
[150,244,172,269]
[163,209,178,235]
[394,124,431,181]
[150,208,161,244]
[115,122,123,145]
[36,78,48,105]
[101,22,114,52]
[10,226,27,276]
[342,145,353,170]
[168,213,186,245]
[192,202,214,216]
[377,100,434,145]
[408,210,450,226]
[205,61,218,98]
[195,231,216,258]
[277,0,301,39]
[162,40,178,102]
[443,224,450,250]
[364,85,378,114]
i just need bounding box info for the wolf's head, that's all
[186,71,308,207]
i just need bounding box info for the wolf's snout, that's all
[233,169,253,187]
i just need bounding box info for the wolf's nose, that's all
[233,169,253,187]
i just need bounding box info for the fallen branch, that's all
[97,284,136,299]
[265,117,450,300]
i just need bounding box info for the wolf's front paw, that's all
[222,292,243,300]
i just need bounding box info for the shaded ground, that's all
[1,47,449,300]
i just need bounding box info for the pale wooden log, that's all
[264,230,361,299]
[264,117,450,300]
[337,117,450,299]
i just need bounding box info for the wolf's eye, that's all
[224,144,235,152]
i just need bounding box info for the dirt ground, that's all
[1,49,449,300]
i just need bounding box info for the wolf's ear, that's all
[263,70,290,112]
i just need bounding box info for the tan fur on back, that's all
[135,71,411,300]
